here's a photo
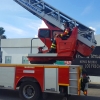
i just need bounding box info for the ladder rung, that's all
[14,0,94,32]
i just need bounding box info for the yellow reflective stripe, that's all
[51,45,56,47]
[51,46,56,48]
[52,43,56,46]
[58,83,69,86]
[60,34,63,37]
[51,46,55,48]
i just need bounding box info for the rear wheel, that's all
[19,81,41,100]
[62,94,71,100]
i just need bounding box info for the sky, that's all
[0,0,100,38]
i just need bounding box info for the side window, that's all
[5,56,12,64]
[22,56,29,64]
[39,29,50,38]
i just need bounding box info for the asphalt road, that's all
[0,88,100,100]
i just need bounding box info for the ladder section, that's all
[14,0,96,48]
[68,66,81,95]
[14,0,92,30]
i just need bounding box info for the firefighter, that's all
[48,22,71,53]
[81,67,90,93]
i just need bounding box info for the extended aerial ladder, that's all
[14,0,97,64]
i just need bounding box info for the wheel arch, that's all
[16,77,42,91]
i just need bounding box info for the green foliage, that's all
[0,27,5,35]
[0,27,6,39]
[1,35,6,39]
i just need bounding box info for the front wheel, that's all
[19,81,41,100]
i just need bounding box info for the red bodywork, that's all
[14,66,70,91]
[28,19,94,63]
[58,68,69,85]
[15,66,44,90]
[77,40,93,57]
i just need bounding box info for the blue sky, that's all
[0,0,100,38]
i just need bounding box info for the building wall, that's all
[1,38,44,48]
[95,35,100,46]
[1,38,45,64]
[2,47,38,64]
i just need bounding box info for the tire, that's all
[62,97,68,100]
[62,94,71,100]
[19,81,41,100]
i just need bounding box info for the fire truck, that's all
[0,0,97,100]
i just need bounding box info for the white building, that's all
[1,38,44,64]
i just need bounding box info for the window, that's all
[39,29,51,38]
[22,56,29,64]
[5,56,12,64]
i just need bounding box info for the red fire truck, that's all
[0,63,87,100]
[0,0,96,100]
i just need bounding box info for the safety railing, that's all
[30,37,46,54]
[30,38,38,54]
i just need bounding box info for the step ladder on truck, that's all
[0,64,89,100]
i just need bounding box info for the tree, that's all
[0,27,6,39]
[1,35,6,39]
[0,27,5,35]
